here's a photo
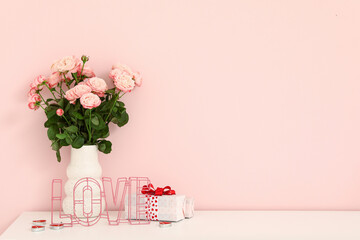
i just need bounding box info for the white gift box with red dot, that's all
[125,194,186,222]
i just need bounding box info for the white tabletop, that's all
[1,211,360,240]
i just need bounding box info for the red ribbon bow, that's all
[141,184,176,196]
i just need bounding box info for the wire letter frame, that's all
[51,177,151,227]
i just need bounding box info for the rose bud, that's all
[56,109,64,116]
[81,55,89,63]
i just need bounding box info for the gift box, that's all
[124,184,186,222]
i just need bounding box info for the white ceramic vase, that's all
[62,145,104,217]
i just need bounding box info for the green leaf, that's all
[100,101,112,112]
[98,140,112,154]
[45,105,58,112]
[91,115,100,125]
[81,132,88,139]
[111,117,119,125]
[58,98,65,108]
[47,126,59,140]
[72,111,84,120]
[65,125,78,133]
[64,102,71,112]
[91,113,106,130]
[51,140,60,151]
[65,135,72,145]
[60,138,70,147]
[98,142,106,152]
[56,150,61,162]
[72,136,85,149]
[116,112,129,127]
[44,121,53,128]
[49,103,60,108]
[92,126,109,141]
[84,109,91,117]
[46,109,57,119]
[56,133,67,139]
[119,107,126,114]
[58,122,66,128]
[103,130,110,138]
[74,101,81,111]
[105,88,116,94]
[44,114,61,128]
[116,101,125,108]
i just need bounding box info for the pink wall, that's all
[1,0,360,233]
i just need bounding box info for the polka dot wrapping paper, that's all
[146,195,160,220]
[125,194,186,222]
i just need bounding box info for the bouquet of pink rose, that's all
[27,55,142,162]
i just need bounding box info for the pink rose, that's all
[85,77,108,97]
[51,56,81,73]
[111,63,142,88]
[56,109,64,116]
[64,85,92,104]
[27,93,41,110]
[64,89,77,104]
[28,93,41,103]
[28,102,38,110]
[80,93,101,109]
[30,75,46,90]
[28,88,36,97]
[133,71,142,87]
[73,85,92,97]
[109,69,135,92]
[112,63,133,74]
[47,72,64,88]
[77,65,95,78]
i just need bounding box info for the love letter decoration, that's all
[51,177,151,227]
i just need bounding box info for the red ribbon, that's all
[142,184,176,196]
